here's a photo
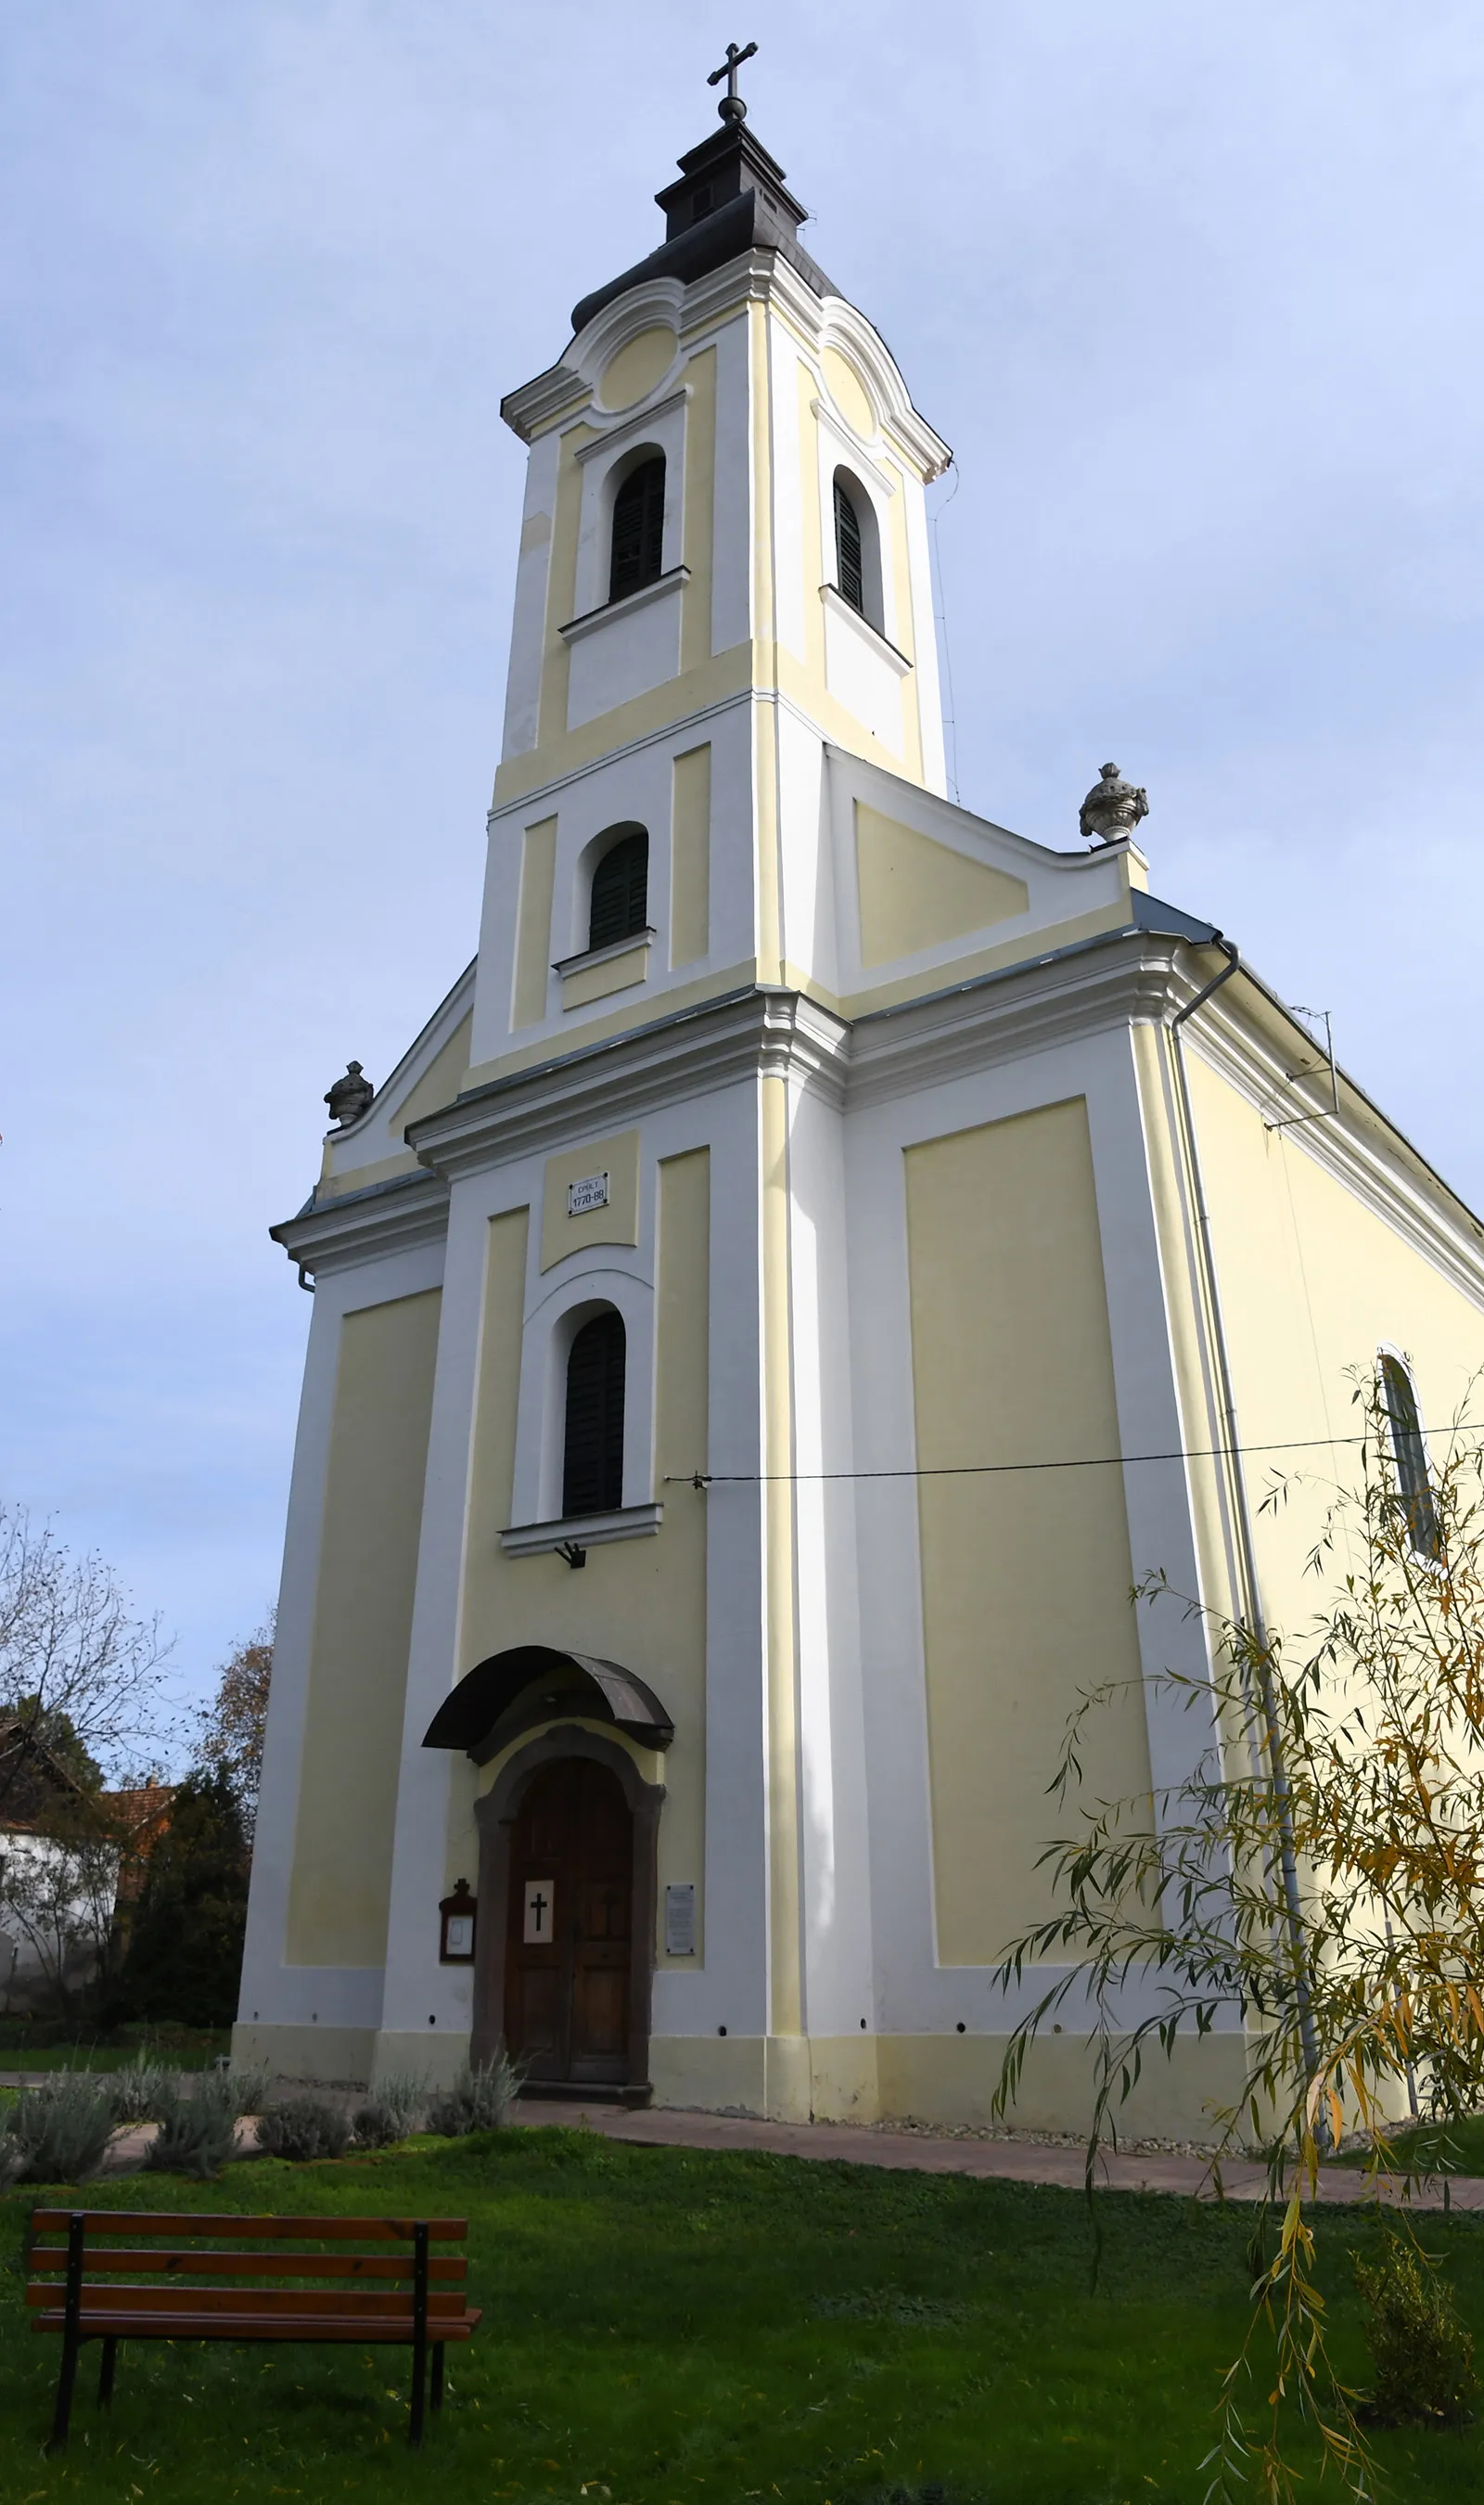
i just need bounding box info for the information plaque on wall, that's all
[568,1171,609,1216]
[664,1882,697,1956]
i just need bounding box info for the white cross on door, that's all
[523,1879,555,1944]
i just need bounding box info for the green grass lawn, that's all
[0,2044,228,2076]
[3,2128,1481,2504]
[1332,2118,1484,2179]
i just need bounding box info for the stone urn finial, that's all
[325,1060,375,1127]
[1079,762,1148,846]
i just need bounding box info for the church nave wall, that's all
[284,1285,443,1972]
[902,1096,1154,1964]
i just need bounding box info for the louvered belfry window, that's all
[1380,1354,1442,1559]
[563,1310,626,1519]
[609,456,666,602]
[834,476,864,614]
[588,829,648,952]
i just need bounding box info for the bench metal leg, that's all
[46,2213,86,2455]
[48,2333,81,2454]
[430,2344,444,2412]
[409,2220,429,2447]
[97,2338,118,2409]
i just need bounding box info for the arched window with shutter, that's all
[563,1310,626,1519]
[587,828,648,952]
[834,475,864,614]
[1379,1352,1441,1559]
[608,455,666,602]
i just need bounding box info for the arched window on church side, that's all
[834,475,865,615]
[1379,1352,1442,1560]
[563,1310,626,1519]
[588,828,648,952]
[609,456,666,602]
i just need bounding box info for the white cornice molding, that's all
[846,931,1182,1108]
[502,247,952,479]
[501,363,591,443]
[277,937,1484,1311]
[407,989,851,1180]
[271,1172,450,1278]
[812,300,953,481]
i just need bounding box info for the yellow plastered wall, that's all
[1179,1047,1484,1648]
[904,1099,1152,1959]
[854,803,1030,967]
[560,943,649,1009]
[598,325,676,412]
[511,817,557,1030]
[670,744,711,968]
[287,1288,442,1966]
[457,1160,711,1957]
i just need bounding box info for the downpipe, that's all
[1167,940,1322,2095]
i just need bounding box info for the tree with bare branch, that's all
[197,1615,273,1840]
[0,1506,173,1818]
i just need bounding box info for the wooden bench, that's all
[26,2208,480,2451]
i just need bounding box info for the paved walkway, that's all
[512,2097,1484,2213]
[6,2074,1479,2210]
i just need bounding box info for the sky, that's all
[3,2,1481,1751]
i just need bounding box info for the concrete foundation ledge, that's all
[230,2024,480,2092]
[648,2029,1250,2139]
[231,2023,380,2087]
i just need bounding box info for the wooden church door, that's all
[504,1758,633,2084]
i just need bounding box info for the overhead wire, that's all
[664,1423,1480,1488]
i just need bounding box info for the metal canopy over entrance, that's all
[421,1645,674,1763]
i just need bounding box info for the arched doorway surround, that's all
[470,1728,664,2087]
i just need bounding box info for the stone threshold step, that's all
[518,2080,653,2109]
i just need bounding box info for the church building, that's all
[237,72,1484,2133]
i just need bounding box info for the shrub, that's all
[1354,2229,1478,2425]
[352,2071,426,2149]
[4,2072,118,2183]
[219,2061,270,2119]
[109,2055,176,2125]
[146,2076,240,2180]
[425,2051,521,2138]
[256,2093,352,2163]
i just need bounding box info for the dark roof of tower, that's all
[570,122,838,335]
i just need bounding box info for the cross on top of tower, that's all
[707,39,758,123]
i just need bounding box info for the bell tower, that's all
[469,65,952,1086]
